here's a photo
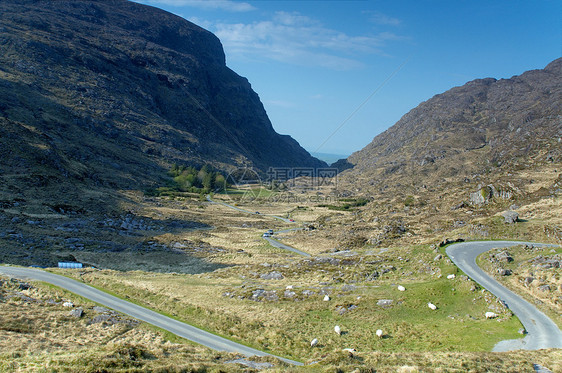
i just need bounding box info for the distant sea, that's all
[310,152,349,166]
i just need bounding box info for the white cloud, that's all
[141,0,255,12]
[367,11,401,26]
[213,11,403,70]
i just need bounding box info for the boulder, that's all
[434,254,443,261]
[495,251,513,263]
[498,268,512,276]
[502,210,519,224]
[260,271,283,280]
[377,299,393,307]
[69,308,84,318]
[537,284,551,292]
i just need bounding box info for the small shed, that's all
[58,262,83,269]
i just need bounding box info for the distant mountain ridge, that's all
[0,0,325,201]
[343,58,561,184]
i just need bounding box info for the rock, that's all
[518,328,527,335]
[495,251,513,263]
[69,308,84,318]
[377,299,393,307]
[225,359,274,370]
[302,290,316,297]
[470,186,493,205]
[537,284,551,292]
[434,254,443,261]
[498,268,512,276]
[284,290,296,298]
[260,271,283,280]
[63,301,74,307]
[93,306,110,313]
[502,210,519,224]
[18,283,31,290]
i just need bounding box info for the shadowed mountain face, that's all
[344,58,561,183]
[0,0,325,197]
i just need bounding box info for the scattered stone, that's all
[502,210,519,224]
[63,301,74,307]
[69,308,84,318]
[302,290,316,297]
[93,306,110,313]
[284,290,296,298]
[498,269,512,276]
[226,359,274,370]
[260,271,283,280]
[377,299,393,307]
[18,283,31,290]
[518,328,527,335]
[524,277,534,286]
[537,285,551,292]
[495,251,514,263]
[434,254,443,261]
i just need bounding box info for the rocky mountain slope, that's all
[330,59,561,248]
[0,0,324,199]
[345,58,561,181]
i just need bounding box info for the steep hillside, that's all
[347,58,561,180]
[330,59,561,248]
[0,0,324,200]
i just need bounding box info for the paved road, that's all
[206,195,310,256]
[0,266,303,366]
[446,241,562,351]
[263,236,311,257]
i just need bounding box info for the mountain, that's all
[329,59,561,249]
[0,0,325,200]
[343,58,561,185]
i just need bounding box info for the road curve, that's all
[446,241,562,351]
[263,236,311,257]
[206,195,310,256]
[0,266,303,366]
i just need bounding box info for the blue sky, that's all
[132,0,561,156]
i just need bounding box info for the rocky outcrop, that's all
[342,58,562,184]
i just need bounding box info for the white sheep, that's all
[397,285,406,291]
[485,312,498,319]
[447,274,455,279]
[323,295,330,301]
[286,285,293,290]
[376,329,384,338]
[63,301,74,307]
[334,325,341,335]
[310,338,319,347]
[342,348,357,357]
[428,302,437,310]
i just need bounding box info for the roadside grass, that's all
[50,241,527,362]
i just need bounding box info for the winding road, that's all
[0,266,303,366]
[446,241,562,351]
[206,195,310,256]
